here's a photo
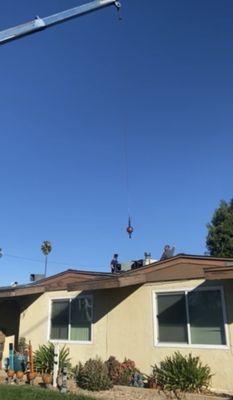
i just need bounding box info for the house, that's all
[1,254,233,391]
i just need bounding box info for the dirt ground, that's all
[69,383,161,400]
[68,381,232,400]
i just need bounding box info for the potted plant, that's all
[34,343,71,387]
[42,371,53,386]
[7,369,15,378]
[7,369,15,384]
[27,371,37,384]
[15,370,24,382]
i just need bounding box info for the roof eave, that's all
[0,285,46,298]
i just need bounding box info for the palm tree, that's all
[41,241,52,276]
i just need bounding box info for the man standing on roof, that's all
[110,254,121,273]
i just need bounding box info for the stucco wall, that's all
[19,279,233,391]
[0,300,20,366]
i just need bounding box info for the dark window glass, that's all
[70,297,92,341]
[50,300,69,340]
[188,290,226,345]
[157,293,188,343]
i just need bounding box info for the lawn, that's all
[0,385,96,400]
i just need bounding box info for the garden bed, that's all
[0,381,231,400]
[68,384,232,400]
[0,371,232,400]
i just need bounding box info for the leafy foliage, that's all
[206,199,233,257]
[117,359,137,386]
[75,358,113,391]
[0,385,94,400]
[34,343,71,374]
[152,352,212,392]
[105,356,121,384]
[41,240,52,256]
[105,356,139,386]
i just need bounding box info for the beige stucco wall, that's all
[0,299,20,364]
[19,279,233,392]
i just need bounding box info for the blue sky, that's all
[0,0,233,285]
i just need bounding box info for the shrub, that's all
[152,352,212,392]
[76,358,113,391]
[34,343,71,374]
[117,359,136,386]
[105,356,121,384]
[105,356,141,386]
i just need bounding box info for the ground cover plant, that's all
[152,352,212,392]
[0,385,95,400]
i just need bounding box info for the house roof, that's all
[68,253,233,291]
[0,269,114,298]
[0,254,233,298]
[204,265,233,280]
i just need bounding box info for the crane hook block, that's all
[114,1,121,9]
[126,217,134,239]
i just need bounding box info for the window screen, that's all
[70,297,92,341]
[50,297,93,342]
[156,289,226,346]
[188,290,226,345]
[157,293,188,343]
[50,300,69,340]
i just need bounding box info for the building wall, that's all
[19,279,233,392]
[0,299,21,362]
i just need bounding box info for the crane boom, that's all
[0,0,121,45]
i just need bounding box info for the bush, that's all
[105,356,141,386]
[105,356,121,384]
[117,359,136,386]
[34,343,71,374]
[76,358,113,391]
[152,352,212,392]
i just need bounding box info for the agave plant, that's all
[34,343,71,374]
[152,352,212,392]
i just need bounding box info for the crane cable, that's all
[117,9,134,239]
[123,125,130,218]
[123,120,134,239]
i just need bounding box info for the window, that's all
[157,293,188,343]
[50,300,69,340]
[188,291,226,345]
[50,296,92,342]
[156,289,227,347]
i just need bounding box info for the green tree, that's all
[206,199,233,257]
[41,240,52,276]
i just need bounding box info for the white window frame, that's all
[153,286,229,349]
[48,295,93,344]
